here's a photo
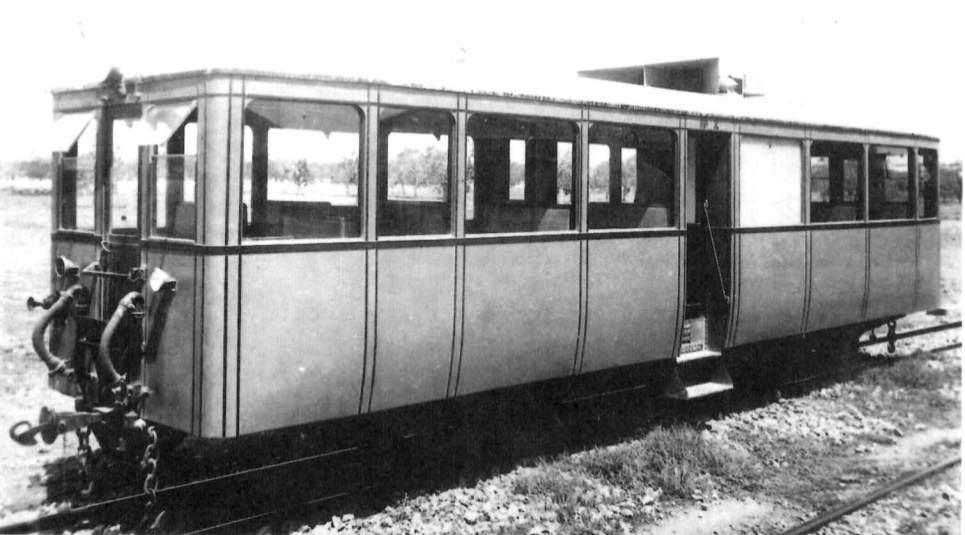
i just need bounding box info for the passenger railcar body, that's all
[16,67,939,447]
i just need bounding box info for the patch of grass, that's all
[574,424,752,498]
[858,352,957,391]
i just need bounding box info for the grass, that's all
[857,351,958,391]
[513,424,753,510]
[575,425,752,498]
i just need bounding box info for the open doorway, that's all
[683,131,731,350]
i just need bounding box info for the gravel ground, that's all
[0,188,960,534]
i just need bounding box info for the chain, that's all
[140,426,159,511]
[76,428,94,498]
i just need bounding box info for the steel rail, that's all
[859,321,962,347]
[779,455,962,535]
[0,446,358,534]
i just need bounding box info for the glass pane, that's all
[52,111,94,152]
[243,100,362,240]
[60,118,97,231]
[152,118,197,240]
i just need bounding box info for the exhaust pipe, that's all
[31,284,86,376]
[98,292,145,387]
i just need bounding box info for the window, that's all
[59,115,97,231]
[809,141,862,223]
[110,108,143,233]
[587,123,675,229]
[869,146,913,220]
[466,114,576,234]
[918,148,938,218]
[377,108,453,236]
[152,118,198,239]
[242,100,362,240]
[739,136,802,227]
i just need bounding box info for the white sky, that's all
[1,0,962,162]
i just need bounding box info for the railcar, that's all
[10,63,939,457]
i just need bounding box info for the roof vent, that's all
[579,58,753,96]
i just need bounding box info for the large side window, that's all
[739,136,802,227]
[809,141,862,223]
[869,146,913,220]
[59,115,97,231]
[377,108,453,237]
[242,100,362,240]
[587,123,675,229]
[152,116,198,240]
[918,148,938,218]
[466,114,576,234]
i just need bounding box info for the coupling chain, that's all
[141,426,159,511]
[76,428,94,498]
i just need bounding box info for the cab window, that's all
[59,115,97,232]
[151,116,198,240]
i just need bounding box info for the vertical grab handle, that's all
[703,200,730,304]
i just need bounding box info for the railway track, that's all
[0,320,959,535]
[780,455,962,535]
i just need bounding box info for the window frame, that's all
[375,106,457,240]
[464,112,579,236]
[148,114,199,242]
[240,98,366,244]
[916,147,939,220]
[868,144,915,221]
[55,111,99,234]
[807,139,864,225]
[586,121,678,232]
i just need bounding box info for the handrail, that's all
[703,200,730,304]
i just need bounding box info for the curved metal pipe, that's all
[31,284,85,376]
[98,292,144,387]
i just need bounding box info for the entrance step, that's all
[664,362,734,400]
[676,348,723,364]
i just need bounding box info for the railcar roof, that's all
[52,67,938,142]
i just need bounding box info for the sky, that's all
[1,0,962,163]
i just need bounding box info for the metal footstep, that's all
[665,350,733,400]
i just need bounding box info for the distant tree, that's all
[335,152,360,194]
[20,158,51,180]
[622,154,637,201]
[292,159,313,193]
[589,160,609,199]
[417,147,448,197]
[557,148,573,197]
[939,161,962,202]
